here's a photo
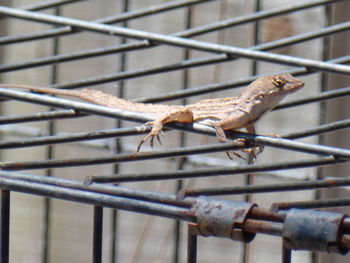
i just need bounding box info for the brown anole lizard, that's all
[0,73,304,157]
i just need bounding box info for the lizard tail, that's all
[0,84,175,114]
[0,84,81,97]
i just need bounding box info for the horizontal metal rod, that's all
[96,0,214,25]
[0,6,350,76]
[137,55,350,103]
[0,175,195,222]
[19,0,83,11]
[87,156,342,183]
[0,125,150,149]
[0,0,212,45]
[0,109,83,124]
[243,219,283,237]
[183,177,350,196]
[51,55,231,89]
[0,171,194,207]
[3,4,350,75]
[0,0,336,47]
[1,116,348,160]
[272,198,350,211]
[176,0,345,37]
[1,171,350,248]
[282,118,350,139]
[0,41,154,73]
[3,19,349,90]
[276,85,350,110]
[1,88,350,161]
[0,140,253,170]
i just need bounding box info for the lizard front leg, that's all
[214,110,254,159]
[215,123,264,160]
[215,123,248,160]
[137,107,194,151]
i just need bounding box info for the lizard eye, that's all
[272,78,285,89]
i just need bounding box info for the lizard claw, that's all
[226,151,246,160]
[156,133,162,145]
[136,125,163,152]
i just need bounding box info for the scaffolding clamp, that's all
[282,208,349,254]
[189,196,256,242]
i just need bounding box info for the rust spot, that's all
[324,178,342,187]
[234,209,245,219]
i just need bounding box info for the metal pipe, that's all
[0,6,349,76]
[0,176,195,222]
[93,206,103,263]
[0,190,10,263]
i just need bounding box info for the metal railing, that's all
[0,1,349,263]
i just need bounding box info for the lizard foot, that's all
[225,138,247,160]
[136,123,163,152]
[226,150,246,160]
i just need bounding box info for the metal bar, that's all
[276,85,350,110]
[282,245,292,263]
[282,118,350,139]
[0,134,348,170]
[0,0,212,46]
[0,109,83,124]
[0,176,195,222]
[2,89,350,162]
[96,0,213,25]
[0,0,338,47]
[183,177,350,197]
[272,198,350,211]
[93,206,103,263]
[20,0,85,11]
[2,115,348,160]
[243,219,283,236]
[187,226,197,263]
[0,0,349,261]
[0,126,149,149]
[177,0,345,37]
[88,156,342,183]
[1,171,350,252]
[0,190,10,263]
[52,55,230,89]
[0,7,350,76]
[137,55,350,103]
[0,171,194,207]
[3,7,350,75]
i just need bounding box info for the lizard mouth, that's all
[293,79,305,90]
[285,78,305,93]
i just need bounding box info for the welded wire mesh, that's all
[0,1,349,263]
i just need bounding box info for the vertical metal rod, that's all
[110,1,130,262]
[282,244,291,263]
[243,1,261,262]
[187,227,197,263]
[93,206,103,263]
[0,190,10,263]
[313,4,333,263]
[110,210,117,263]
[41,5,61,262]
[174,4,194,263]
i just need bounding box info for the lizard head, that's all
[269,73,305,95]
[241,73,304,101]
[239,73,304,117]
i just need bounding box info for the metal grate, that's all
[0,0,349,262]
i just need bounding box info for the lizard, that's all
[0,73,304,158]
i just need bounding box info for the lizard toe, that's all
[226,150,246,160]
[156,134,162,145]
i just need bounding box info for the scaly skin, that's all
[0,73,304,157]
